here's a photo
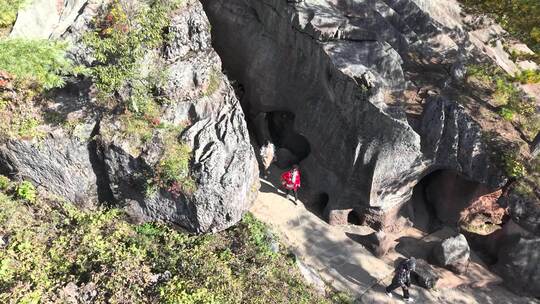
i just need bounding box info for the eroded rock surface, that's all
[432,234,470,274]
[1,0,259,233]
[202,0,506,230]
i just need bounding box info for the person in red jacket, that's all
[281,165,301,203]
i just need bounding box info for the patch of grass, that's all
[0,187,337,303]
[0,39,81,91]
[499,107,515,121]
[203,68,221,97]
[0,0,29,28]
[514,69,540,84]
[502,150,527,178]
[484,131,527,178]
[152,127,196,196]
[467,63,538,139]
[0,175,10,191]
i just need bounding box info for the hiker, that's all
[385,257,416,302]
[280,165,301,203]
[260,142,275,178]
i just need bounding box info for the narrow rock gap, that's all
[87,120,115,206]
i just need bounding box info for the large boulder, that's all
[431,234,470,274]
[97,0,259,233]
[495,236,540,297]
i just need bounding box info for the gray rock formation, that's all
[202,0,506,230]
[10,0,89,39]
[412,258,439,289]
[495,236,540,297]
[0,123,100,206]
[1,0,259,233]
[431,234,470,274]
[97,0,259,233]
[420,97,505,188]
[532,133,540,158]
[500,191,540,236]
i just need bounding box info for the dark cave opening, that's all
[347,210,361,225]
[409,169,486,233]
[266,111,311,168]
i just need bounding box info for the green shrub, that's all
[84,0,181,113]
[0,0,28,28]
[242,213,276,258]
[16,180,36,202]
[154,135,196,195]
[499,107,515,121]
[514,69,540,84]
[502,152,527,178]
[0,190,335,303]
[0,175,10,191]
[0,39,81,91]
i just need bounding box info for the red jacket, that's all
[281,169,301,190]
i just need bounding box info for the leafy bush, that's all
[514,69,540,84]
[499,107,515,121]
[242,212,277,258]
[0,0,28,28]
[502,151,527,178]
[153,128,196,195]
[84,0,181,113]
[0,186,338,303]
[467,63,538,139]
[0,39,81,91]
[0,175,10,191]
[16,180,36,202]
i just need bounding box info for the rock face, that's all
[202,0,507,230]
[495,236,540,297]
[0,124,102,207]
[532,133,540,158]
[96,0,259,233]
[432,234,470,274]
[10,0,89,39]
[0,0,259,233]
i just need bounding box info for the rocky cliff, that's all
[201,0,508,229]
[201,0,539,296]
[0,0,259,233]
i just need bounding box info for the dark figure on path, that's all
[386,257,416,302]
[280,165,301,203]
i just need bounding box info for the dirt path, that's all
[251,172,539,303]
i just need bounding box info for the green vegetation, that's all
[502,151,527,178]
[483,131,528,178]
[84,0,180,113]
[148,125,196,196]
[467,63,539,139]
[0,178,343,303]
[461,0,540,52]
[0,0,28,28]
[514,69,540,84]
[0,39,81,91]
[15,180,36,202]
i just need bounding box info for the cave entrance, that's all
[265,111,311,169]
[347,210,361,225]
[410,169,487,233]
